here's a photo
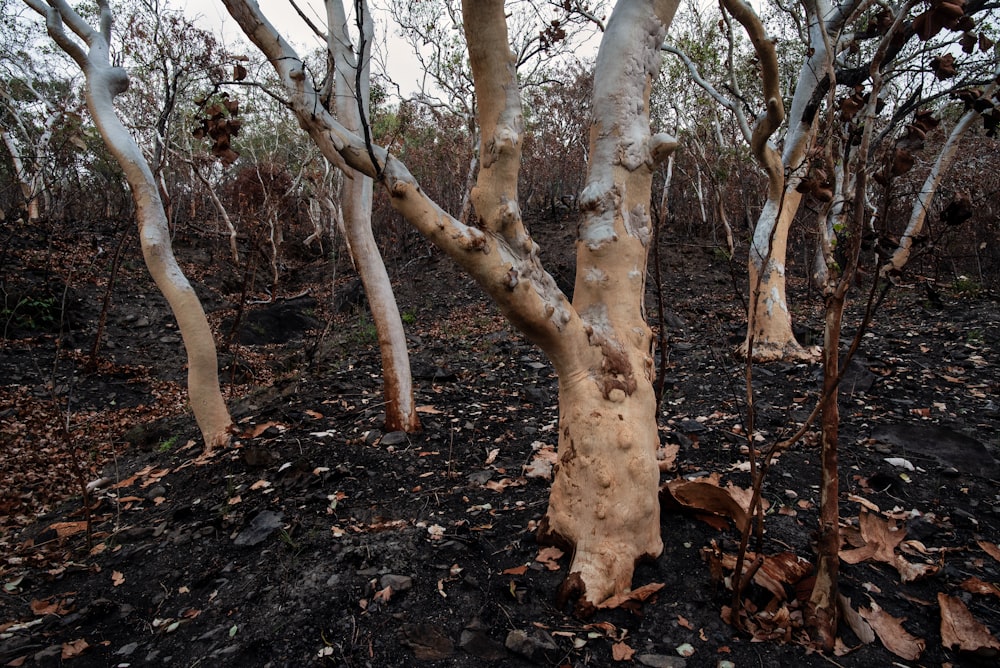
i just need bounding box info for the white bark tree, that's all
[23,0,232,452]
[327,0,419,433]
[223,0,679,611]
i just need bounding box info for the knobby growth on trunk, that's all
[223,0,679,612]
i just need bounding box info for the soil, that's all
[1,216,999,668]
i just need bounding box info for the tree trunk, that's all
[223,0,678,611]
[27,0,232,452]
[808,297,842,650]
[738,6,833,362]
[532,0,678,613]
[330,0,420,433]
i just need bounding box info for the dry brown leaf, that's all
[242,421,285,439]
[303,409,323,419]
[938,593,1000,656]
[662,478,767,533]
[677,615,694,630]
[46,521,88,538]
[373,585,393,604]
[415,405,442,414]
[30,597,73,617]
[61,638,89,659]
[612,641,635,661]
[859,600,925,661]
[598,582,665,609]
[840,512,938,582]
[657,443,680,472]
[535,546,564,571]
[978,540,1000,563]
[838,594,875,644]
[502,564,528,576]
[960,577,1000,598]
[111,571,125,587]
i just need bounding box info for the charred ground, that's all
[1,216,999,667]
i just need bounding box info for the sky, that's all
[179,0,427,97]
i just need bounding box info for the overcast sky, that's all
[180,0,426,97]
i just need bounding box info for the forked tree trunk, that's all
[738,3,837,362]
[223,0,678,612]
[26,0,232,452]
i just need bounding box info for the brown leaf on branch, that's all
[938,593,1000,657]
[661,477,767,533]
[859,601,925,661]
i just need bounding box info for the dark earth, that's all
[2,215,999,667]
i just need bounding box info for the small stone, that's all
[380,574,413,591]
[234,510,284,547]
[505,629,558,660]
[115,642,139,656]
[638,654,687,668]
[381,431,408,446]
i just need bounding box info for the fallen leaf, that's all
[502,564,528,575]
[415,405,442,414]
[241,421,285,438]
[535,546,564,571]
[612,641,635,661]
[677,615,694,630]
[303,409,323,419]
[598,582,665,609]
[61,639,89,659]
[838,594,875,644]
[859,600,925,661]
[977,540,1000,563]
[938,593,1000,656]
[47,521,88,538]
[662,478,767,533]
[373,585,393,604]
[960,577,1000,598]
[111,571,125,587]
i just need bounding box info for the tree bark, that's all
[26,0,232,452]
[329,0,420,432]
[738,2,832,362]
[224,0,678,611]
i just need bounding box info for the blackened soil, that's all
[2,220,999,668]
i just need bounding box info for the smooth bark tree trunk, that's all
[738,1,835,362]
[223,0,678,612]
[881,74,998,278]
[26,0,232,452]
[329,0,420,433]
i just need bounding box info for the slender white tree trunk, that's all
[329,0,420,432]
[881,74,999,278]
[26,0,232,451]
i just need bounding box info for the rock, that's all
[234,510,284,547]
[380,574,413,591]
[505,629,558,661]
[381,431,408,446]
[871,423,999,476]
[638,655,687,668]
[33,645,62,668]
[459,627,507,661]
[115,642,139,656]
[398,623,454,660]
